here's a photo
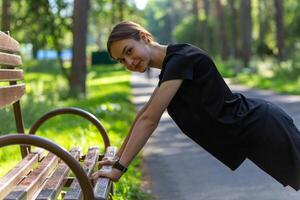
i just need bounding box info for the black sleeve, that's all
[158,54,193,86]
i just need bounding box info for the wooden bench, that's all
[0,31,116,200]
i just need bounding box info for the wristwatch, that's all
[112,159,128,173]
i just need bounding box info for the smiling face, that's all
[110,36,152,72]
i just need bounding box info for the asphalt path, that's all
[132,69,300,200]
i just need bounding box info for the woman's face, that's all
[110,37,152,72]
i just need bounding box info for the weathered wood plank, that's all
[0,52,22,67]
[0,84,25,108]
[0,149,45,199]
[36,147,81,200]
[0,69,23,81]
[0,32,20,53]
[4,153,60,200]
[63,147,99,200]
[94,146,117,200]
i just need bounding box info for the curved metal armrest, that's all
[0,134,95,200]
[29,107,110,149]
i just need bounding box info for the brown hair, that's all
[107,21,155,57]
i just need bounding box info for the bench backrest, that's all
[0,31,27,156]
[0,31,24,107]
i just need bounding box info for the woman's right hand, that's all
[97,155,120,169]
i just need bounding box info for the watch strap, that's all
[112,159,128,173]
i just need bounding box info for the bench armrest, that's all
[29,107,110,149]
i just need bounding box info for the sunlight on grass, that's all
[88,74,130,86]
[227,56,300,95]
[0,61,151,200]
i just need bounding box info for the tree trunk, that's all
[53,35,68,79]
[1,0,11,31]
[69,0,90,97]
[46,2,69,80]
[31,44,39,59]
[258,1,266,43]
[240,0,252,67]
[216,0,229,60]
[164,14,174,43]
[118,0,124,21]
[168,1,177,43]
[111,0,116,24]
[203,0,210,52]
[193,0,200,46]
[228,0,238,58]
[274,0,285,60]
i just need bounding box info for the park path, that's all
[131,69,300,200]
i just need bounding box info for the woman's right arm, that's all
[115,87,159,158]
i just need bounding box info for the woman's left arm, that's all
[92,79,183,181]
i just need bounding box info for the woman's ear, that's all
[139,32,150,43]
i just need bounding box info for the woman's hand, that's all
[92,158,123,183]
[97,155,119,169]
[92,167,123,182]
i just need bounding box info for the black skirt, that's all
[246,102,300,190]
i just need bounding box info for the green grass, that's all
[0,60,151,200]
[217,56,300,95]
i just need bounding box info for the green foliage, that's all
[145,0,191,43]
[223,56,300,95]
[0,60,151,199]
[89,0,145,52]
[11,0,73,56]
[113,157,152,200]
[284,0,300,56]
[145,0,300,62]
[173,16,195,44]
[215,57,243,78]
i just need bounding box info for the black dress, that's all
[158,43,300,190]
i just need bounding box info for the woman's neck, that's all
[148,43,168,69]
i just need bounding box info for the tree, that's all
[274,0,285,60]
[111,0,117,24]
[1,0,11,31]
[228,0,238,58]
[216,0,229,60]
[202,0,210,52]
[69,0,90,97]
[145,0,182,43]
[118,0,124,21]
[89,0,144,51]
[44,0,72,78]
[193,0,200,46]
[240,0,252,67]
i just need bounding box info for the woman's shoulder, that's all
[164,43,212,67]
[167,43,209,57]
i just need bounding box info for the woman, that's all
[92,21,300,190]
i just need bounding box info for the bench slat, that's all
[36,147,81,200]
[0,32,20,53]
[94,146,117,200]
[0,69,23,81]
[0,52,22,67]
[63,147,99,200]
[0,84,25,108]
[0,149,45,199]
[4,153,60,200]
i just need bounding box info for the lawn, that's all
[216,56,300,95]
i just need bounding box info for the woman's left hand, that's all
[92,168,123,182]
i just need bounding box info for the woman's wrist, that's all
[112,158,128,173]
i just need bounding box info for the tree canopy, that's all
[1,0,299,96]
